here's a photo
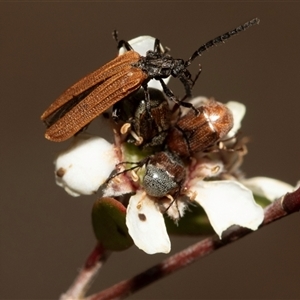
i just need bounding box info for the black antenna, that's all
[185,18,260,68]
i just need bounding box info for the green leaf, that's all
[253,194,271,208]
[92,197,133,251]
[165,204,214,236]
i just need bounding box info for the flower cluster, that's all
[51,36,293,254]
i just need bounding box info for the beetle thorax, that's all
[132,51,181,79]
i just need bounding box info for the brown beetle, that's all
[41,18,259,142]
[109,99,234,200]
[112,88,172,147]
[139,100,233,198]
[166,100,234,158]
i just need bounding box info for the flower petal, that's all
[126,191,171,254]
[240,177,294,201]
[192,180,264,238]
[119,35,170,89]
[119,35,156,57]
[54,133,117,196]
[225,101,246,137]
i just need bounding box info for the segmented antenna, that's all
[112,30,132,51]
[185,18,260,67]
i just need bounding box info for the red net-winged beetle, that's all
[41,18,259,142]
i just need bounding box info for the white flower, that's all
[124,177,266,253]
[54,133,117,197]
[240,177,294,201]
[126,165,294,254]
[124,98,269,254]
[191,180,264,238]
[125,156,264,253]
[119,35,170,90]
[126,191,171,254]
[225,101,246,138]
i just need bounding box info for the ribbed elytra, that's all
[166,100,234,158]
[41,51,146,142]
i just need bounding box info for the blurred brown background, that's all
[1,3,300,299]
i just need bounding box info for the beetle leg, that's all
[192,63,202,88]
[178,70,193,98]
[142,83,153,120]
[180,64,202,103]
[105,161,141,183]
[153,38,170,54]
[105,156,151,184]
[117,40,133,51]
[163,193,182,222]
[158,79,198,114]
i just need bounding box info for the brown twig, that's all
[60,243,110,300]
[85,187,300,300]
